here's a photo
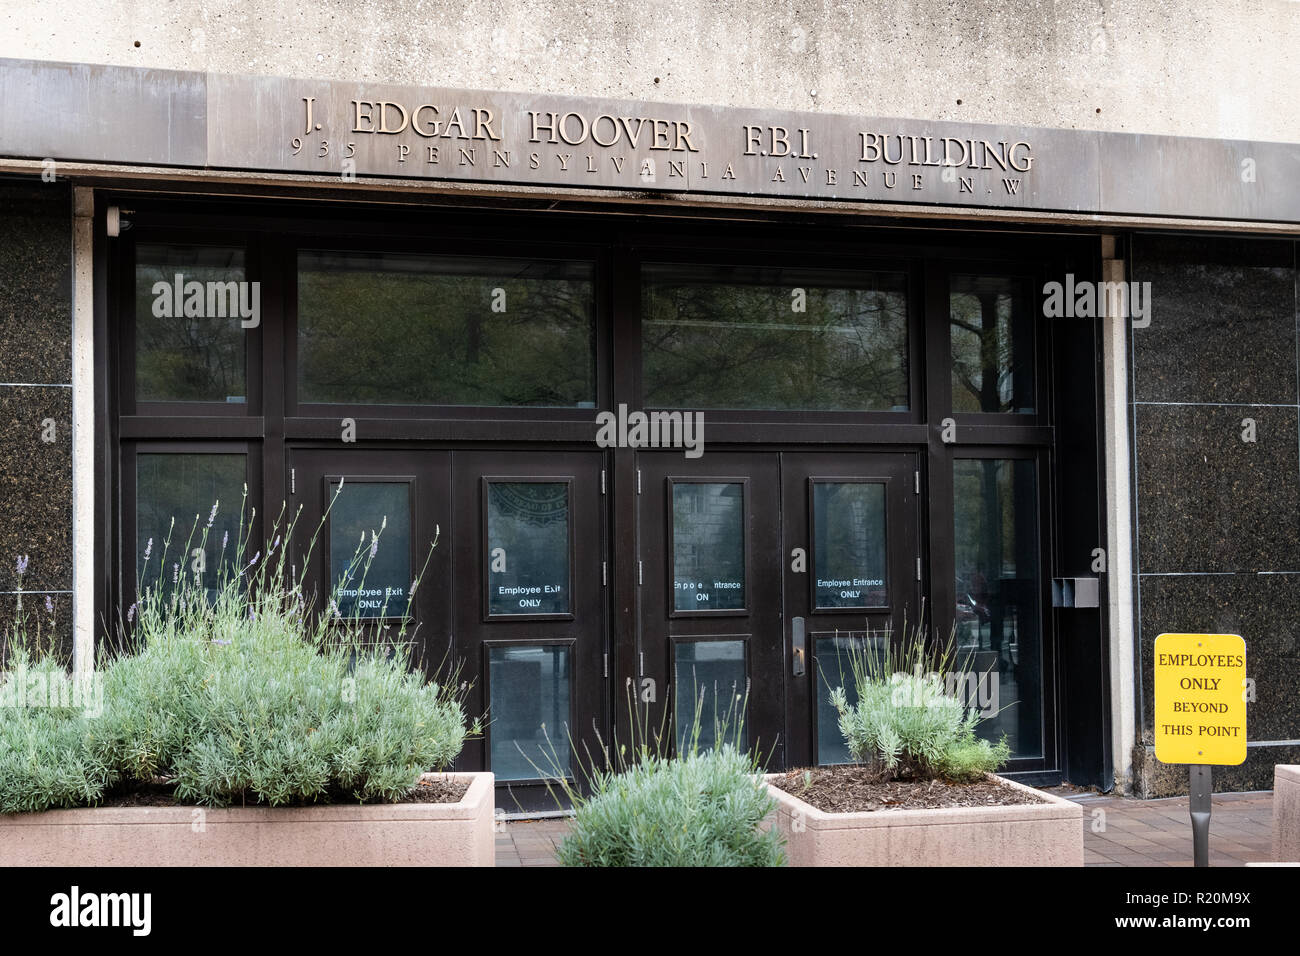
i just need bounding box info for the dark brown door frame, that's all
[101,194,1102,786]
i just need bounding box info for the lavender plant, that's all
[545,689,785,867]
[828,620,1010,783]
[1,489,470,812]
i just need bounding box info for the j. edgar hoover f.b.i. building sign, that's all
[2,56,1300,223]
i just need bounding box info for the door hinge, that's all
[914,470,920,494]
[601,469,606,495]
[603,652,609,679]
[290,468,296,495]
[636,469,642,494]
[638,560,643,585]
[639,651,645,673]
[602,561,607,586]
[916,556,923,581]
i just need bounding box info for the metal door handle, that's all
[791,616,806,677]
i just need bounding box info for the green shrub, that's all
[548,693,784,867]
[1,495,470,812]
[827,623,1010,783]
[0,651,112,814]
[556,744,784,867]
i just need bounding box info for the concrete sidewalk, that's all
[496,790,1276,867]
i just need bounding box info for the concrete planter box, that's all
[765,773,1083,867]
[0,772,494,867]
[1273,765,1300,863]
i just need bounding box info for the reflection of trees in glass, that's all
[136,454,246,597]
[298,252,595,407]
[487,482,570,615]
[327,481,411,618]
[814,483,886,606]
[949,276,1031,414]
[135,246,246,402]
[952,458,1041,758]
[672,483,744,610]
[643,266,908,411]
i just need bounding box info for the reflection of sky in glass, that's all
[672,483,744,610]
[328,481,411,619]
[487,482,570,615]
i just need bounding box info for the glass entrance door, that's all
[290,448,608,809]
[450,451,607,809]
[636,452,785,763]
[781,452,921,768]
[636,450,920,771]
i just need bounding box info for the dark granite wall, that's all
[0,180,73,665]
[1130,235,1300,795]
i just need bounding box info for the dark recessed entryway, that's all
[103,196,1110,804]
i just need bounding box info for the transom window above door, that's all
[296,250,596,408]
[641,262,909,411]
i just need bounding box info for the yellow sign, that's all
[1154,633,1247,765]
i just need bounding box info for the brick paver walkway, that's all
[495,818,570,867]
[1067,789,1274,867]
[496,790,1276,866]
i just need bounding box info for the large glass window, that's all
[327,479,412,619]
[953,458,1042,759]
[488,644,572,781]
[297,251,595,407]
[135,453,247,600]
[486,481,571,616]
[642,263,909,411]
[134,245,248,404]
[950,275,1035,414]
[671,481,745,612]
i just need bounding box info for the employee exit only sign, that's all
[1154,633,1247,766]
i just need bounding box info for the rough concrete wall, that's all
[1,0,1297,143]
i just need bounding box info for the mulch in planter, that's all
[95,776,470,808]
[770,765,1049,813]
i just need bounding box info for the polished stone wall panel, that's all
[0,592,73,668]
[0,181,73,663]
[1131,236,1296,405]
[1133,403,1300,574]
[1138,572,1300,742]
[0,181,72,384]
[0,388,72,594]
[1129,234,1300,795]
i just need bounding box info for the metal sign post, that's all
[1188,764,1212,867]
[1153,633,1247,868]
